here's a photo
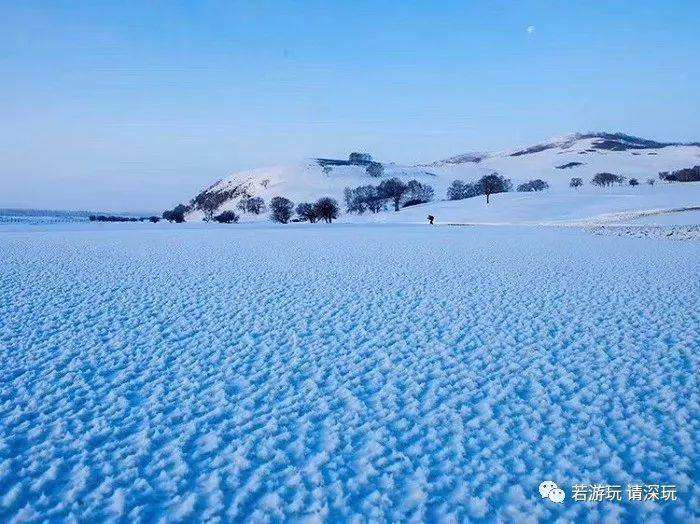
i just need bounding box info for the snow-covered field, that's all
[1,223,698,522]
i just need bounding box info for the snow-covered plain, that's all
[1,223,698,522]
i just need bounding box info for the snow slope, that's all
[184,161,435,222]
[358,183,700,225]
[179,132,700,222]
[1,223,698,522]
[624,209,700,226]
[427,136,700,191]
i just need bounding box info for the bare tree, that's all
[378,178,409,211]
[403,180,434,207]
[270,197,294,223]
[314,197,339,223]
[447,180,475,200]
[213,210,239,223]
[198,195,221,220]
[296,202,318,223]
[517,179,549,192]
[476,173,512,204]
[246,197,266,214]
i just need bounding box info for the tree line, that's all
[162,165,699,223]
[162,196,342,224]
[344,178,435,213]
[271,196,340,224]
[446,173,515,203]
[659,166,700,183]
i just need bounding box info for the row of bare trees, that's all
[270,196,340,224]
[344,178,434,213]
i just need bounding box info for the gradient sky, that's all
[2,1,699,212]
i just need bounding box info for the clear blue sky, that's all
[2,1,698,212]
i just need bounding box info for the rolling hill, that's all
[174,132,700,224]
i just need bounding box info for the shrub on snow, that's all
[569,177,583,188]
[213,210,239,223]
[517,179,549,192]
[591,172,625,186]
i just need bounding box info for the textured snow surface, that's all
[1,224,699,522]
[624,209,700,226]
[587,225,700,241]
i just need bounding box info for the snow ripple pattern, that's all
[1,225,698,522]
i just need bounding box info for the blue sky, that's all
[2,1,698,212]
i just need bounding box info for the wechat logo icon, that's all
[539,480,566,503]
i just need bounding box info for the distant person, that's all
[427,215,435,225]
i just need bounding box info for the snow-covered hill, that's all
[182,161,436,222]
[177,132,700,223]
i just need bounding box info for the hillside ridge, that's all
[170,132,700,222]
